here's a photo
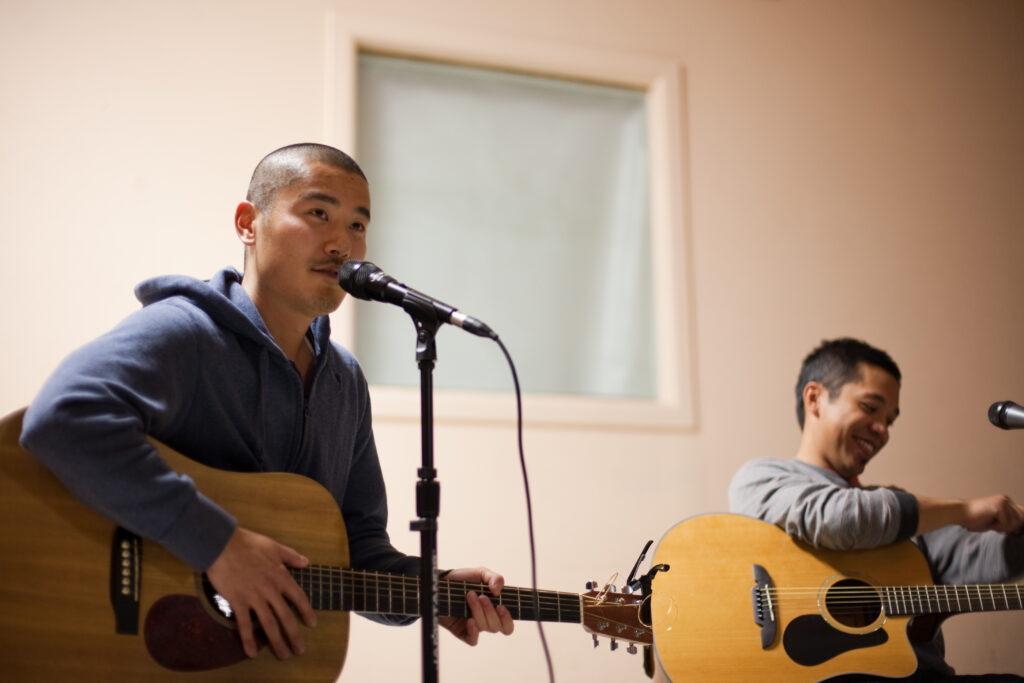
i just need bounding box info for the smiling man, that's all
[728,337,1024,680]
[21,143,512,665]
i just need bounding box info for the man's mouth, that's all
[312,264,341,279]
[853,436,878,457]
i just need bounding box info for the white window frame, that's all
[325,12,695,431]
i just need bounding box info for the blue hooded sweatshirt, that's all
[21,267,417,579]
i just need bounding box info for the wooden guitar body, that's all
[650,513,928,682]
[0,408,349,681]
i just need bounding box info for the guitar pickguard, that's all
[782,612,889,666]
[144,594,255,671]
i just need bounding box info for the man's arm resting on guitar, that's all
[916,493,1024,536]
[205,526,317,660]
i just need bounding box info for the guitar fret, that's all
[283,566,624,635]
[864,581,1024,619]
[448,581,458,618]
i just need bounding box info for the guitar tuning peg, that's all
[608,585,617,593]
[610,639,619,651]
[627,643,638,655]
[585,580,597,590]
[592,634,599,649]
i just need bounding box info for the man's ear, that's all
[235,201,258,247]
[803,381,825,421]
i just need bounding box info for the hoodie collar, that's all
[135,267,332,357]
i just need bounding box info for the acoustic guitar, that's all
[0,408,651,680]
[650,513,1023,682]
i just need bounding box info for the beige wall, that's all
[2,0,1022,680]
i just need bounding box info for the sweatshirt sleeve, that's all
[19,303,236,571]
[920,525,1024,585]
[728,458,917,550]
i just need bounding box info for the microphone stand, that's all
[406,306,442,683]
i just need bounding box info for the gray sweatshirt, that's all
[729,457,1024,677]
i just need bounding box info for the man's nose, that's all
[325,228,352,260]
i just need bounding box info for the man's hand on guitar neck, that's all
[206,526,317,660]
[439,567,515,645]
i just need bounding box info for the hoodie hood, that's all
[133,267,333,355]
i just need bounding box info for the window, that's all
[328,14,694,429]
[354,53,655,399]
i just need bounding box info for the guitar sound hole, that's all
[825,578,880,628]
[201,574,236,622]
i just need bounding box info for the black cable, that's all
[494,335,554,682]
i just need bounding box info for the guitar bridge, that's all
[109,526,142,635]
[751,564,777,649]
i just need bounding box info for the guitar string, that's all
[286,567,649,635]
[288,566,628,613]
[755,585,1023,612]
[760,585,1021,593]
[297,564,619,604]
[291,565,1021,615]
[761,585,1022,597]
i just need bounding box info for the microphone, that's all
[338,260,496,339]
[988,401,1024,430]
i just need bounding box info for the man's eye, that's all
[351,222,366,233]
[311,209,328,220]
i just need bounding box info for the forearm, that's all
[915,493,1024,536]
[20,313,235,570]
[915,496,971,535]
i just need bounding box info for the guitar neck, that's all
[882,583,1024,617]
[290,565,583,623]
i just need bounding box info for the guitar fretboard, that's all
[882,583,1024,616]
[288,565,583,623]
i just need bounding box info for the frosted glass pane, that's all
[354,53,654,398]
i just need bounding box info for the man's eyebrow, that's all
[301,191,340,206]
[301,191,371,220]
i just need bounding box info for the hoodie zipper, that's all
[290,335,322,469]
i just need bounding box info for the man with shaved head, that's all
[22,143,513,663]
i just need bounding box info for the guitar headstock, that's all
[581,586,652,649]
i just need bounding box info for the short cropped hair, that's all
[795,338,901,429]
[245,143,366,214]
